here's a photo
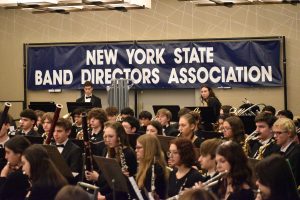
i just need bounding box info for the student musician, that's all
[199,85,222,121]
[53,118,82,175]
[122,116,141,149]
[87,108,108,156]
[138,111,152,134]
[70,108,85,139]
[0,136,31,200]
[255,154,300,200]
[120,107,134,121]
[157,108,179,137]
[15,109,39,137]
[212,141,254,200]
[34,110,45,135]
[248,112,280,159]
[105,106,119,122]
[222,116,245,146]
[76,81,102,108]
[0,112,13,147]
[272,117,300,186]
[41,112,54,140]
[136,134,169,199]
[178,113,202,148]
[146,120,163,136]
[167,138,205,199]
[22,144,68,200]
[198,138,223,182]
[85,121,137,200]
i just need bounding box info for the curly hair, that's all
[170,138,196,168]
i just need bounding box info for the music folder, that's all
[42,145,74,179]
[28,101,56,112]
[93,156,129,193]
[157,135,176,153]
[66,102,93,114]
[152,105,180,122]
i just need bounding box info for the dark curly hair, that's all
[88,108,108,132]
[170,138,196,168]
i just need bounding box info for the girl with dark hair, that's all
[136,134,169,199]
[0,136,31,200]
[200,85,222,121]
[167,138,205,199]
[214,141,254,200]
[178,113,202,148]
[85,121,137,200]
[21,144,67,200]
[146,120,163,136]
[255,154,300,200]
[222,116,246,146]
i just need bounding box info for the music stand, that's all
[157,135,176,153]
[185,106,217,123]
[196,130,223,141]
[239,116,256,135]
[93,156,129,193]
[28,102,56,112]
[42,145,74,179]
[152,105,180,122]
[66,102,94,115]
[24,136,44,144]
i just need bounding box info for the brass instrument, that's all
[255,138,275,160]
[243,131,259,156]
[229,100,265,116]
[44,104,62,145]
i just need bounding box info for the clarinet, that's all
[118,145,128,172]
[82,112,94,171]
[0,102,12,130]
[44,104,62,145]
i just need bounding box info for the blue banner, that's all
[27,39,282,90]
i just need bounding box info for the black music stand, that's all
[196,130,223,141]
[152,105,180,122]
[28,102,56,112]
[24,136,44,144]
[93,156,129,193]
[42,145,74,180]
[66,102,94,115]
[185,106,217,123]
[239,116,256,135]
[157,135,176,153]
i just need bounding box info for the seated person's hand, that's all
[85,170,99,181]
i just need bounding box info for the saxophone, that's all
[255,138,275,160]
[243,131,259,156]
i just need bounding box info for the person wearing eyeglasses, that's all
[272,117,300,186]
[222,116,245,146]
